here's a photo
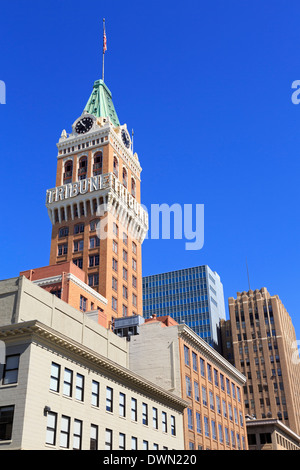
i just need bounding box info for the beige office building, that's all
[0,276,186,450]
[223,287,300,436]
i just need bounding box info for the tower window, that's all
[113,156,118,177]
[80,295,87,312]
[93,152,103,176]
[63,160,73,184]
[78,156,87,180]
[122,167,127,188]
[74,223,84,234]
[59,227,69,238]
[131,178,136,198]
[58,244,68,256]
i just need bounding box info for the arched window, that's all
[113,156,119,177]
[131,177,136,198]
[122,167,127,188]
[78,156,87,180]
[93,152,103,176]
[63,160,73,184]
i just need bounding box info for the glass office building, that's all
[142,265,226,351]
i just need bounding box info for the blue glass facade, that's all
[142,265,226,351]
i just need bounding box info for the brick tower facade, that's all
[45,79,148,326]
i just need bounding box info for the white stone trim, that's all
[32,274,108,306]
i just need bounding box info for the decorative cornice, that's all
[178,323,246,385]
[0,320,188,411]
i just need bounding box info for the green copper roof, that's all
[84,79,120,127]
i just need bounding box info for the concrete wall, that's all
[0,276,128,368]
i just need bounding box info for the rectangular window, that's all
[45,411,57,446]
[123,232,128,245]
[112,258,118,272]
[112,277,118,291]
[122,304,128,317]
[220,373,225,391]
[131,398,137,421]
[187,408,193,430]
[214,369,219,387]
[142,403,148,425]
[132,241,137,254]
[132,258,137,271]
[80,295,87,312]
[143,440,148,450]
[106,387,113,412]
[58,244,68,256]
[184,345,190,366]
[73,419,82,450]
[113,222,118,237]
[171,416,176,436]
[218,423,223,443]
[112,296,117,311]
[123,285,128,299]
[207,363,212,381]
[73,240,84,252]
[119,393,126,417]
[226,378,231,395]
[75,373,84,401]
[91,380,99,407]
[202,386,207,406]
[3,355,20,385]
[209,391,214,411]
[204,416,209,437]
[132,293,137,307]
[113,240,118,254]
[162,411,167,433]
[196,412,201,433]
[90,424,98,450]
[192,352,198,372]
[132,275,137,288]
[119,432,125,450]
[105,429,113,450]
[211,420,216,440]
[89,236,100,249]
[74,223,84,234]
[123,249,128,263]
[50,362,60,392]
[194,381,200,401]
[123,267,128,280]
[200,357,205,377]
[131,436,137,450]
[153,407,158,429]
[60,415,70,448]
[63,368,73,397]
[89,255,99,267]
[185,376,192,397]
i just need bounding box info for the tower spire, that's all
[102,18,107,82]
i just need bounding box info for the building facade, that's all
[0,277,186,450]
[126,315,247,450]
[45,78,148,327]
[246,417,300,450]
[143,266,226,351]
[223,288,300,436]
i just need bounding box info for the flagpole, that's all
[102,18,106,81]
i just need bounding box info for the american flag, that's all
[103,20,107,54]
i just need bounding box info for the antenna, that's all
[102,18,107,81]
[131,129,134,153]
[246,257,251,291]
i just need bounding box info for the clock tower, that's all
[45,78,148,326]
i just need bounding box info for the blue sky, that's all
[0,1,299,335]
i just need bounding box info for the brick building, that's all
[123,314,248,450]
[222,288,300,436]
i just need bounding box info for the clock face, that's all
[121,129,130,148]
[75,117,94,134]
